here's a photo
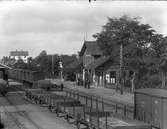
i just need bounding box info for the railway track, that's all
[4,86,45,129]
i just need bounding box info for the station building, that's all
[66,40,135,91]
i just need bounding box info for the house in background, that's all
[9,50,29,63]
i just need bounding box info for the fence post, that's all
[77,92,79,101]
[91,96,93,108]
[86,96,88,105]
[105,112,108,129]
[0,110,1,125]
[102,98,104,112]
[96,97,98,110]
[124,105,126,117]
[70,90,71,97]
[115,104,118,113]
[97,112,99,129]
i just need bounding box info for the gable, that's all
[79,41,103,56]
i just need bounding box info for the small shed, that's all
[134,88,167,129]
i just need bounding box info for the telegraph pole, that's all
[120,43,124,95]
[120,24,125,95]
[52,54,54,78]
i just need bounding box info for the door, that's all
[151,97,162,129]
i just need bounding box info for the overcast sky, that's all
[0,1,167,58]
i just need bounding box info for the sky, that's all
[0,1,167,58]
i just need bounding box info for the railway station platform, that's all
[51,79,134,106]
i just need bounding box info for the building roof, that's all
[0,63,12,69]
[10,50,29,56]
[86,55,133,71]
[135,88,167,98]
[79,41,103,56]
[86,56,112,70]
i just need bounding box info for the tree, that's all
[34,51,77,78]
[35,51,52,77]
[93,15,164,89]
[60,54,77,68]
[159,37,167,88]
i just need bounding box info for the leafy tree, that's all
[93,15,164,88]
[35,50,53,77]
[159,37,167,88]
[34,51,77,78]
[60,54,77,68]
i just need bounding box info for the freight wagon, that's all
[0,80,8,96]
[8,69,45,83]
[134,88,167,129]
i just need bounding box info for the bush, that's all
[149,74,161,88]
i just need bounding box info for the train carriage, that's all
[135,88,167,129]
[8,69,45,84]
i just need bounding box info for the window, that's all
[110,71,116,84]
[129,71,134,78]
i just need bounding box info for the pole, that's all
[120,43,123,95]
[52,54,54,78]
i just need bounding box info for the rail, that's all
[3,107,28,129]
[4,86,44,129]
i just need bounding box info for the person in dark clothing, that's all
[0,122,4,129]
[60,83,64,91]
[87,79,90,89]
